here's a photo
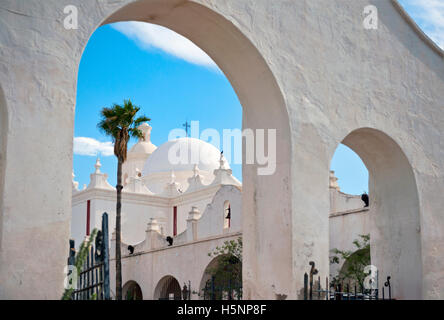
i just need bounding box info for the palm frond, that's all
[129,127,144,140]
[133,115,151,127]
[98,99,151,162]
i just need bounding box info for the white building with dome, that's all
[71,123,369,299]
[72,124,241,247]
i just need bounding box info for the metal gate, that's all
[303,261,393,300]
[201,276,243,300]
[66,212,110,300]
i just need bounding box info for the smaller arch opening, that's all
[123,280,143,300]
[199,254,242,300]
[154,275,182,300]
[329,128,422,299]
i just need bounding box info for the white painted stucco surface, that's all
[110,185,242,300]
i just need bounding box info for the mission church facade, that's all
[71,123,369,299]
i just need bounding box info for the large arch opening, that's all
[335,127,422,299]
[75,0,292,299]
[153,275,182,300]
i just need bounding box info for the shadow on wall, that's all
[0,85,8,248]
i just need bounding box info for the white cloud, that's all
[74,137,114,157]
[111,21,219,70]
[401,0,444,49]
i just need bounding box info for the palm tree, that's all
[98,99,150,300]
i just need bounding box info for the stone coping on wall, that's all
[329,207,370,218]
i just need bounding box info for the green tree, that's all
[202,237,242,299]
[98,99,150,300]
[330,234,370,289]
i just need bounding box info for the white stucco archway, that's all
[340,128,422,299]
[78,0,292,300]
[0,85,7,249]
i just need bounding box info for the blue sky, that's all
[73,1,443,195]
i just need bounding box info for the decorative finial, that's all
[138,123,151,142]
[72,171,79,191]
[187,206,200,221]
[146,218,160,232]
[193,164,199,177]
[329,170,340,190]
[170,170,176,184]
[219,151,224,169]
[94,157,101,174]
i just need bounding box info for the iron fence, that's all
[303,261,393,300]
[68,212,110,300]
[201,276,243,300]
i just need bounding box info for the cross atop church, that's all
[183,120,190,137]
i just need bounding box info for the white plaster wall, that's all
[0,1,77,297]
[122,154,149,185]
[0,0,292,299]
[71,201,88,248]
[330,189,366,213]
[71,190,170,247]
[329,209,371,277]
[196,186,242,239]
[0,86,7,251]
[71,186,222,249]
[1,0,444,299]
[175,196,213,236]
[279,0,444,299]
[113,232,242,300]
[109,185,242,299]
[328,188,370,279]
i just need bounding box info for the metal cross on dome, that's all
[182,120,190,137]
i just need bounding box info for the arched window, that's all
[223,201,231,229]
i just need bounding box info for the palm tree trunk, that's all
[115,159,123,300]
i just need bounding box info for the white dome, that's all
[142,137,228,176]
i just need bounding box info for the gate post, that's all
[102,212,110,300]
